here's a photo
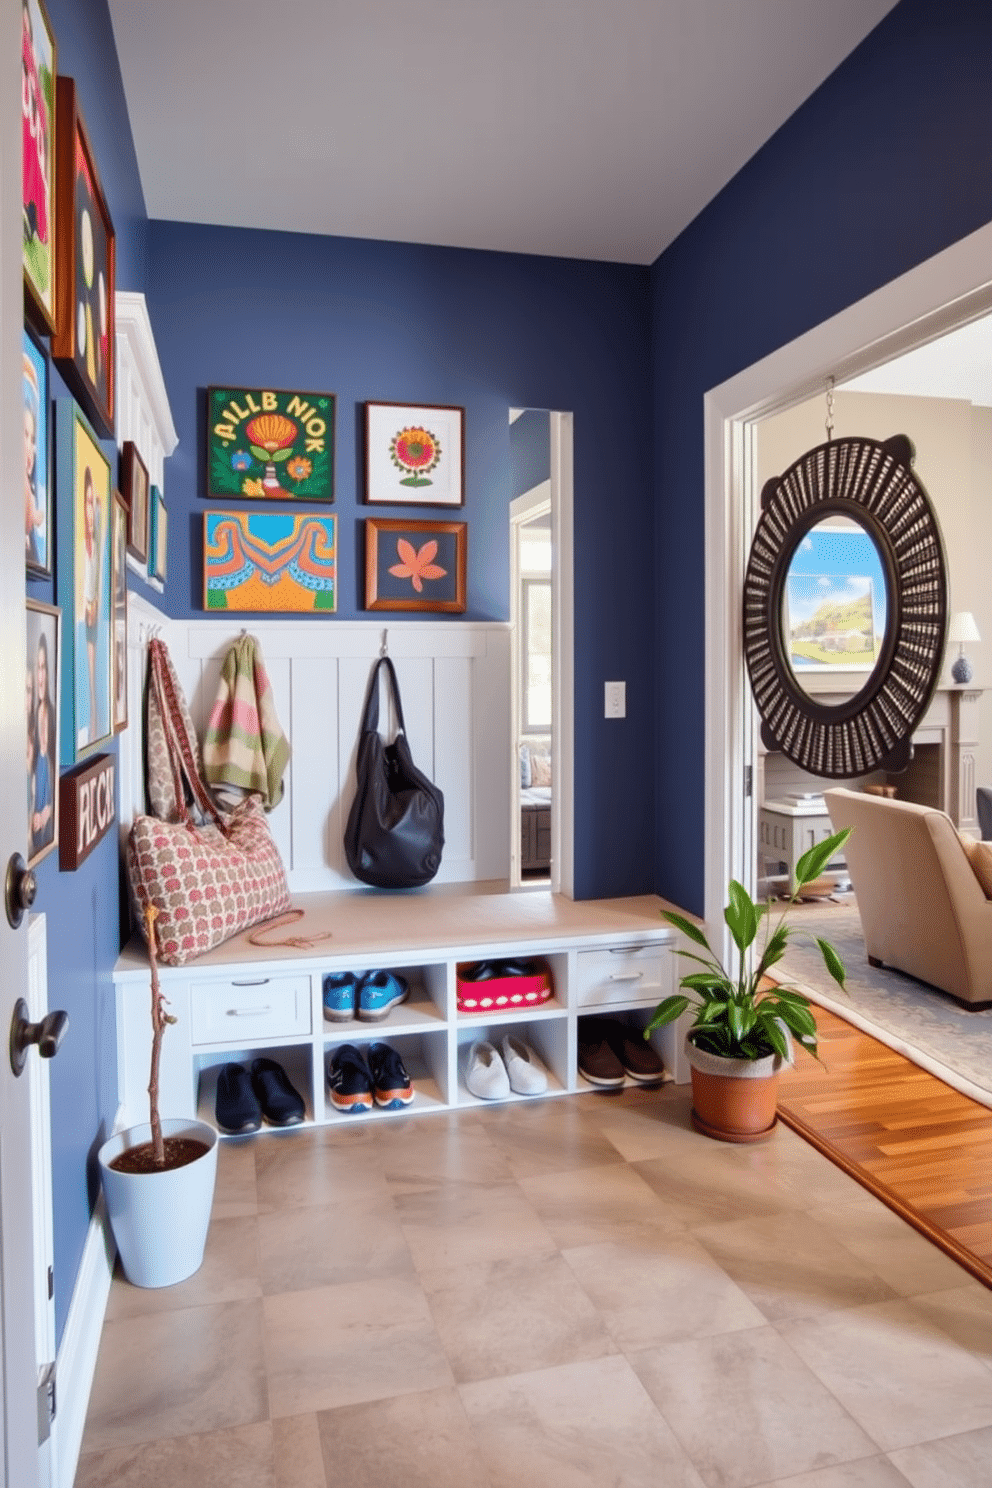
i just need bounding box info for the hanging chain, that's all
[824,376,835,442]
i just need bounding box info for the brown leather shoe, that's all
[577,1029,625,1087]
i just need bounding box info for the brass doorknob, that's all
[5,853,37,929]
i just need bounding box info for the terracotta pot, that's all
[684,1037,790,1144]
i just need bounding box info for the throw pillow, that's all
[519,744,532,790]
[959,832,992,898]
[530,748,552,787]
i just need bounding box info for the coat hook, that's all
[380,629,389,657]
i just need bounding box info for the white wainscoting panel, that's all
[121,605,511,892]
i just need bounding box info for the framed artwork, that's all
[23,322,52,576]
[121,441,149,563]
[204,510,336,613]
[26,598,60,868]
[207,386,335,501]
[365,402,464,507]
[149,486,167,584]
[52,76,115,439]
[365,518,466,613]
[22,0,57,334]
[111,489,128,733]
[56,399,113,762]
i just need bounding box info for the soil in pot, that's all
[109,1137,210,1175]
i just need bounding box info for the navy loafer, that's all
[215,1062,262,1133]
[250,1058,306,1126]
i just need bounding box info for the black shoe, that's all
[461,958,539,982]
[367,1042,415,1109]
[327,1044,374,1113]
[250,1058,306,1126]
[215,1063,262,1133]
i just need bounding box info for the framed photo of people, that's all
[23,322,52,576]
[111,489,128,732]
[26,599,60,868]
[52,76,115,439]
[121,440,149,564]
[22,0,57,334]
[56,399,113,763]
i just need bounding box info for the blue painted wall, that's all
[651,0,992,915]
[145,222,657,902]
[30,0,147,1341]
[509,410,551,499]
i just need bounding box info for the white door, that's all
[2,0,46,1477]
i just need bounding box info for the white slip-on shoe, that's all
[500,1034,549,1095]
[465,1040,510,1100]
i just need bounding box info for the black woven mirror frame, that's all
[743,434,947,779]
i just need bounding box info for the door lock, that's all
[10,999,68,1077]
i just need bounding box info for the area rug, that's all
[773,898,992,1108]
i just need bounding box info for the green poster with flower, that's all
[207,387,335,501]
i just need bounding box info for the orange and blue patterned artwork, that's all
[204,511,336,613]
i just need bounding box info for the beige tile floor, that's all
[76,1085,992,1488]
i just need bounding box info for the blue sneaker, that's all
[358,971,409,1022]
[323,972,358,1023]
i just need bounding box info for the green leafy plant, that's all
[645,828,852,1063]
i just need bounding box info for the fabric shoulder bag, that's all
[126,639,292,965]
[344,657,444,889]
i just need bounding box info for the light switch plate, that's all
[604,681,626,719]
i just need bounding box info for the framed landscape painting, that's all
[365,402,464,507]
[204,510,336,613]
[24,322,52,576]
[207,386,335,501]
[121,441,149,563]
[22,0,57,333]
[56,399,113,761]
[52,77,115,439]
[365,518,466,613]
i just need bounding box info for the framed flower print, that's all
[365,402,464,506]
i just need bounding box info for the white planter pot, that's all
[98,1118,218,1288]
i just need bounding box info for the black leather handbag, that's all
[344,657,445,889]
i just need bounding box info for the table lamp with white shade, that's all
[948,611,981,684]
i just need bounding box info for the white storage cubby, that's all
[113,891,689,1137]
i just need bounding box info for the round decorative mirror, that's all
[744,434,947,778]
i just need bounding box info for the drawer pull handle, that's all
[609,971,644,982]
[230,978,270,988]
[226,1006,273,1017]
[608,947,651,957]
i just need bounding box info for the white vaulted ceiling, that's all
[107,0,898,265]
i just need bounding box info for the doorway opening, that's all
[704,222,992,954]
[508,410,574,895]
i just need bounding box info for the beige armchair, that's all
[824,788,992,1009]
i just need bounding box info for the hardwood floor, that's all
[777,1005,992,1288]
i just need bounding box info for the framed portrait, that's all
[365,518,466,613]
[204,511,336,613]
[23,322,52,577]
[52,77,115,440]
[111,489,128,733]
[121,441,149,563]
[55,399,113,762]
[22,0,57,334]
[207,386,335,501]
[365,402,464,507]
[149,487,167,584]
[26,598,60,868]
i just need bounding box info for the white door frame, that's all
[509,482,551,888]
[704,221,992,949]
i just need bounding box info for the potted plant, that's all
[97,906,219,1286]
[646,829,851,1143]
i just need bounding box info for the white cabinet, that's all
[113,892,687,1134]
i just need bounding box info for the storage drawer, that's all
[575,944,670,1008]
[189,973,312,1046]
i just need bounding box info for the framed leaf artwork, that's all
[207,386,335,501]
[365,518,466,613]
[22,0,57,334]
[204,510,336,613]
[365,402,464,506]
[52,77,115,439]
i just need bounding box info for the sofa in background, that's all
[824,788,992,1008]
[520,738,551,874]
